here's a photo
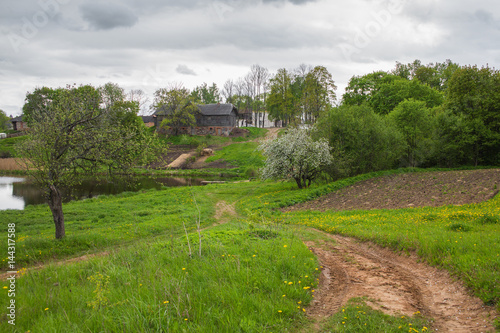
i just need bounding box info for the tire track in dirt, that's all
[305,231,497,332]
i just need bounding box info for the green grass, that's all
[231,127,268,142]
[0,186,217,268]
[321,298,430,332]
[0,136,26,157]
[0,223,319,332]
[206,142,265,177]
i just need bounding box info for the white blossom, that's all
[258,128,332,188]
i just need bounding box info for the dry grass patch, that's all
[0,158,28,171]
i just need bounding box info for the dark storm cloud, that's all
[80,2,138,30]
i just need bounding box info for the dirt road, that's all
[305,231,497,332]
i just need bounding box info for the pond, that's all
[0,176,210,211]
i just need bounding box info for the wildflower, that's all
[44,308,49,311]
[278,310,282,313]
[182,268,186,270]
[283,245,287,248]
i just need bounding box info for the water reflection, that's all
[0,177,25,210]
[1,176,207,210]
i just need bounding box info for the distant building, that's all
[11,115,28,131]
[237,110,283,128]
[140,115,155,128]
[154,103,239,136]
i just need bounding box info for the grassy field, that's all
[0,167,499,331]
[0,136,26,158]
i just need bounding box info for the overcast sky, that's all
[1,0,499,116]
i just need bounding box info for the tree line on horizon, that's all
[150,59,500,173]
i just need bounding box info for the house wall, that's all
[13,121,28,131]
[155,112,237,136]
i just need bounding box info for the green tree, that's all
[444,65,500,165]
[430,108,474,167]
[369,78,444,115]
[388,99,434,167]
[153,86,199,136]
[266,68,296,125]
[313,104,405,177]
[259,128,332,189]
[303,66,337,122]
[342,71,392,107]
[0,109,10,131]
[18,84,157,239]
[190,82,221,104]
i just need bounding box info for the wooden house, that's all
[154,103,239,136]
[11,115,28,131]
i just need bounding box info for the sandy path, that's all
[305,231,497,332]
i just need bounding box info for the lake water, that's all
[0,176,208,211]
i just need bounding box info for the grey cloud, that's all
[262,0,317,3]
[176,65,197,75]
[473,10,494,24]
[80,2,138,30]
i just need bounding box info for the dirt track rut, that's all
[306,232,497,332]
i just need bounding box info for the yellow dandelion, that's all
[44,308,49,311]
[182,268,186,270]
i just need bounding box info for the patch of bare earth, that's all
[214,201,237,224]
[305,234,497,332]
[284,169,500,213]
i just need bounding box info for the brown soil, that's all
[305,233,497,332]
[284,169,500,213]
[0,158,29,171]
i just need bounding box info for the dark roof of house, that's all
[154,103,237,116]
[198,104,237,116]
[11,115,24,122]
[141,116,155,123]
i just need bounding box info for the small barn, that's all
[11,115,28,131]
[155,103,239,136]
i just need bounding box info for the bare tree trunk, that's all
[48,185,65,239]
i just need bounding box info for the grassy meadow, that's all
[0,154,499,330]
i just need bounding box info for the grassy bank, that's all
[0,136,26,158]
